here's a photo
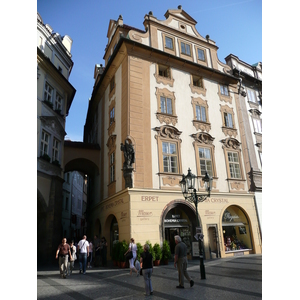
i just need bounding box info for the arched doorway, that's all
[222,205,253,253]
[109,216,119,258]
[162,201,197,257]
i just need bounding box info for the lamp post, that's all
[179,168,212,280]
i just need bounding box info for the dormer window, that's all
[180,42,191,56]
[165,36,174,50]
[197,48,205,61]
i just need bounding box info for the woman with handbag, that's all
[124,238,139,276]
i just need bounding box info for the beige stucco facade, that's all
[84,6,262,260]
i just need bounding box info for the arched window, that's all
[222,206,252,253]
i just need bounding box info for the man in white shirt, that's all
[77,235,89,274]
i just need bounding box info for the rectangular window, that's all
[110,107,115,125]
[110,152,115,183]
[220,85,229,96]
[110,76,115,92]
[52,138,60,162]
[40,130,49,156]
[224,112,233,128]
[162,142,178,173]
[160,96,173,115]
[44,82,53,102]
[227,152,241,178]
[192,75,203,88]
[253,118,262,133]
[196,105,207,122]
[197,48,205,61]
[198,147,213,176]
[158,65,170,78]
[247,89,257,103]
[55,93,62,111]
[180,42,191,56]
[165,36,174,49]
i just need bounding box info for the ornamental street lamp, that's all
[179,168,212,280]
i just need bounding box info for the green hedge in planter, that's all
[153,243,162,261]
[118,240,128,262]
[162,240,171,262]
[145,240,155,261]
[136,242,143,261]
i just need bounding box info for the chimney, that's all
[62,35,73,53]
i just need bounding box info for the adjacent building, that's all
[37,12,76,264]
[225,54,262,236]
[83,6,262,260]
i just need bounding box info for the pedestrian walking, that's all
[94,241,101,267]
[68,240,77,275]
[55,238,72,279]
[77,235,89,274]
[87,240,93,268]
[174,235,194,288]
[124,238,139,276]
[140,243,153,296]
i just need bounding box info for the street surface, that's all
[37,254,262,299]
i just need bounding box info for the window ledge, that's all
[156,113,178,126]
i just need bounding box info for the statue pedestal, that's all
[122,166,134,188]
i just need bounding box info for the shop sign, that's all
[137,210,153,221]
[105,198,124,210]
[141,196,158,201]
[164,219,188,223]
[204,198,229,203]
[192,242,199,256]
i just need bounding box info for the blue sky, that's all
[37,0,262,142]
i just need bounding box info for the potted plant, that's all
[112,240,119,266]
[145,240,155,262]
[161,240,171,265]
[136,242,143,261]
[118,240,128,268]
[153,243,162,266]
[40,153,51,162]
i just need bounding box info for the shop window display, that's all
[222,206,252,252]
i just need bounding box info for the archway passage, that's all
[222,205,253,253]
[64,141,100,175]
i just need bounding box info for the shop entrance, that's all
[207,225,220,258]
[165,227,191,255]
[163,204,196,258]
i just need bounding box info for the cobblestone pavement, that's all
[37,254,262,299]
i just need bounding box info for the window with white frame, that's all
[197,48,205,61]
[55,93,63,111]
[198,147,213,176]
[196,105,207,122]
[180,41,191,56]
[52,138,60,162]
[40,130,50,156]
[160,96,173,115]
[220,84,229,96]
[224,112,233,128]
[247,89,257,103]
[162,142,178,173]
[44,82,53,102]
[165,36,174,50]
[253,118,262,133]
[227,152,241,179]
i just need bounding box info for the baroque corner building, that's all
[37,12,76,264]
[84,6,262,259]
